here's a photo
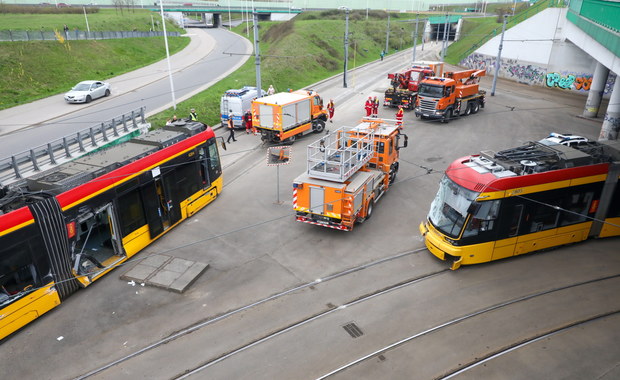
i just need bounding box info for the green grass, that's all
[149,12,431,127]
[0,7,188,109]
[0,8,183,33]
[0,37,189,109]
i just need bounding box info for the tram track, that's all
[313,273,620,380]
[76,247,433,379]
[439,310,620,380]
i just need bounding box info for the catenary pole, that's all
[491,15,507,96]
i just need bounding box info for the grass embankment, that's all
[0,8,187,109]
[0,8,179,32]
[149,10,427,127]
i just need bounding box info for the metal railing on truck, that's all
[0,107,150,188]
[307,125,375,183]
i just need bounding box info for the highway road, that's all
[1,33,618,380]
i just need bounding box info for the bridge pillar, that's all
[583,62,609,118]
[599,73,620,141]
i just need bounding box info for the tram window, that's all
[0,239,45,300]
[560,192,593,226]
[117,189,147,237]
[463,200,500,237]
[202,140,221,185]
[173,162,201,201]
[529,200,560,232]
[607,184,620,218]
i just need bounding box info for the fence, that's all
[0,107,150,188]
[0,29,181,42]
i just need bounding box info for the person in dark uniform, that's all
[226,115,237,143]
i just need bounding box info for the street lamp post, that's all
[491,15,508,96]
[159,0,176,110]
[339,6,350,88]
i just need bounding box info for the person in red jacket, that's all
[364,97,373,117]
[372,96,379,118]
[327,99,335,123]
[243,110,253,134]
[395,106,404,128]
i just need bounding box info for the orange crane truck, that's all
[414,68,486,123]
[384,62,443,110]
[252,90,328,143]
[293,119,408,231]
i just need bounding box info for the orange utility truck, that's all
[384,61,444,109]
[414,68,486,123]
[252,90,328,143]
[293,119,407,231]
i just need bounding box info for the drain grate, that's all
[342,322,364,338]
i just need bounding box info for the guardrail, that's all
[0,30,181,42]
[0,107,150,188]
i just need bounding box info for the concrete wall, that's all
[460,8,617,96]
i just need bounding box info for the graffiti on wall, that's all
[545,72,593,91]
[504,59,546,85]
[461,53,617,94]
[460,53,545,85]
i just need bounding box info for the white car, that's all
[539,132,588,147]
[64,80,111,103]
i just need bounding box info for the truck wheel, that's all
[313,120,325,133]
[441,109,452,124]
[287,134,297,143]
[365,202,373,220]
[464,103,472,116]
[389,163,399,184]
[471,101,480,114]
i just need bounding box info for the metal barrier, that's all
[0,107,150,187]
[0,30,181,42]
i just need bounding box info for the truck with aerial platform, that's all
[293,118,407,231]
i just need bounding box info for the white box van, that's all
[220,86,265,129]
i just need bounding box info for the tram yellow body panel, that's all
[0,285,60,340]
[599,217,620,238]
[421,221,593,270]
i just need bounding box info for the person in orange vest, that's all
[364,97,373,117]
[372,96,379,118]
[327,99,335,123]
[395,106,404,128]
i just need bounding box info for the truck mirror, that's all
[397,134,408,150]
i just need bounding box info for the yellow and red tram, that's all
[420,136,620,270]
[0,123,223,340]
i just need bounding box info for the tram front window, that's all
[462,200,500,238]
[428,175,479,238]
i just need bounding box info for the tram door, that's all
[141,174,181,239]
[73,203,123,278]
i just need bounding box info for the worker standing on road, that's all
[227,115,237,143]
[327,99,335,123]
[364,97,373,117]
[395,106,404,129]
[189,108,198,121]
[372,96,379,118]
[243,110,253,134]
[267,85,276,95]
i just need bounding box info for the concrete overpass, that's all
[151,6,300,27]
[461,1,620,140]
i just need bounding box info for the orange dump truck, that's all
[293,119,407,231]
[252,90,328,143]
[414,68,486,123]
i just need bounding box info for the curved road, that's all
[0,27,251,157]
